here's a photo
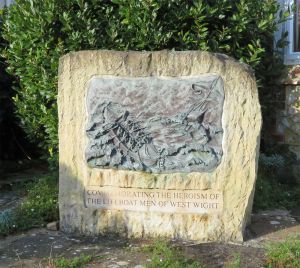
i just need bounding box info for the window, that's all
[0,0,14,9]
[294,0,300,51]
[280,0,300,64]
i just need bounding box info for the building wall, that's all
[0,0,13,9]
[277,67,300,179]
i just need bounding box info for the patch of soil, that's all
[1,207,299,268]
[245,210,300,245]
[0,228,266,268]
[184,243,266,268]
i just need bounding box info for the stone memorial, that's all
[58,50,262,241]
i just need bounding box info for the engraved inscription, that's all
[85,186,223,214]
[86,75,224,173]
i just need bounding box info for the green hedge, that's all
[1,0,288,164]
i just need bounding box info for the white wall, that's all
[0,0,14,9]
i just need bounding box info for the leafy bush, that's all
[259,153,285,172]
[253,173,300,211]
[0,8,39,164]
[0,173,58,236]
[253,147,300,211]
[260,143,298,183]
[1,0,288,163]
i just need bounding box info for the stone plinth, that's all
[58,50,261,242]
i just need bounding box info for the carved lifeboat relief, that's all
[85,75,224,173]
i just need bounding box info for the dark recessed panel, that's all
[85,75,224,173]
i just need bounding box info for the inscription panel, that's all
[85,186,223,214]
[86,75,224,173]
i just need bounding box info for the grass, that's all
[225,253,242,268]
[265,237,300,268]
[50,254,93,268]
[0,208,14,235]
[143,240,203,268]
[0,172,58,236]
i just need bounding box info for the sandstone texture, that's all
[284,86,300,162]
[58,50,261,242]
[278,66,300,180]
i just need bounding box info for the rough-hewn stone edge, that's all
[58,50,255,79]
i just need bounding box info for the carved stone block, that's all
[85,75,224,173]
[58,50,262,242]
